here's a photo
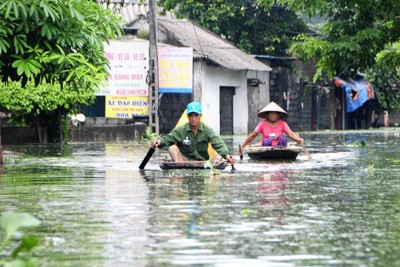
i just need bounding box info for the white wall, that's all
[246,70,271,132]
[193,61,248,135]
[247,70,270,107]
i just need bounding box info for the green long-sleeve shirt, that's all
[158,122,230,161]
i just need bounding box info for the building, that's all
[155,17,271,135]
[96,1,272,135]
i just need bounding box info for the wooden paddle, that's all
[296,133,312,160]
[139,147,155,170]
[303,144,312,160]
[239,145,243,160]
[230,157,236,171]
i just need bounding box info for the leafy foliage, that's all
[143,126,158,142]
[0,212,41,267]
[376,41,400,75]
[203,160,219,175]
[339,136,366,147]
[0,0,125,130]
[266,0,400,82]
[366,67,400,112]
[0,78,96,126]
[158,0,309,56]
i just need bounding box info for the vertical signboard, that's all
[99,40,150,118]
[158,47,193,93]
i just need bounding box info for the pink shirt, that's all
[255,120,290,146]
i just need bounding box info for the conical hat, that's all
[257,101,288,119]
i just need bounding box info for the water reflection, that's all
[256,171,288,208]
[0,130,400,266]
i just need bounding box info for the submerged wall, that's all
[2,127,48,145]
[1,124,147,144]
[68,124,147,142]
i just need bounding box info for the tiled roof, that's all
[157,17,271,72]
[103,1,271,72]
[100,0,149,26]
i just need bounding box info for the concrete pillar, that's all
[384,111,389,127]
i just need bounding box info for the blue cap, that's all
[186,102,202,115]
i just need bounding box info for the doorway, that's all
[220,86,235,134]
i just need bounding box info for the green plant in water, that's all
[338,137,367,147]
[0,212,41,267]
[204,160,218,175]
[367,164,375,170]
[242,208,257,215]
[386,157,400,164]
[143,126,158,142]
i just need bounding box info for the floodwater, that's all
[1,129,400,267]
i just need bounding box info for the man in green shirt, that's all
[151,102,235,165]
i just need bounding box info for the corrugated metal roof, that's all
[101,1,149,26]
[157,17,271,72]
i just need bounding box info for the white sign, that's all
[97,40,149,96]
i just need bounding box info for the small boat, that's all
[243,145,303,160]
[160,160,228,170]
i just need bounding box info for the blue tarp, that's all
[333,77,375,113]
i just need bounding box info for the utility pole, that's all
[148,0,159,135]
[0,118,2,165]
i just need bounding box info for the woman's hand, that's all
[297,137,305,145]
[293,132,305,145]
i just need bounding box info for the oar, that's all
[223,155,236,171]
[303,144,312,160]
[239,145,243,160]
[139,147,155,170]
[296,133,312,160]
[230,161,236,171]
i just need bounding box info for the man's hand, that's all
[225,154,236,165]
[151,140,161,148]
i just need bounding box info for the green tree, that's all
[366,67,400,112]
[158,0,309,56]
[0,0,124,137]
[266,0,400,81]
[266,0,400,112]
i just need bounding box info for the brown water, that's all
[1,129,400,267]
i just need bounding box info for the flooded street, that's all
[1,129,400,267]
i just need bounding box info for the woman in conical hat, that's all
[239,101,304,156]
[257,101,288,119]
